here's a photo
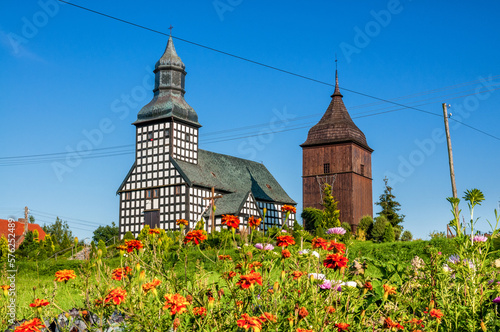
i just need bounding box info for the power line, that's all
[56,0,499,142]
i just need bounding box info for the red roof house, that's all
[0,218,47,249]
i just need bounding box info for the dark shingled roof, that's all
[172,149,296,207]
[301,71,372,151]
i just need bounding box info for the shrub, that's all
[97,239,107,257]
[383,222,395,242]
[123,231,135,240]
[301,207,323,231]
[401,230,413,241]
[371,216,388,242]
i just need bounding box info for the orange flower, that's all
[149,228,161,235]
[407,317,424,328]
[281,249,291,259]
[142,278,162,293]
[236,272,263,289]
[249,261,263,270]
[222,214,240,229]
[193,306,207,317]
[55,270,76,282]
[173,317,180,331]
[248,216,261,228]
[430,308,444,322]
[311,237,328,250]
[237,313,262,332]
[364,281,373,290]
[104,287,127,305]
[223,271,237,280]
[298,307,309,319]
[125,239,143,253]
[296,329,313,332]
[29,299,49,308]
[384,317,404,329]
[116,244,127,251]
[276,235,295,248]
[281,205,296,213]
[111,266,132,281]
[382,284,397,300]
[259,312,277,323]
[325,305,336,314]
[334,323,350,331]
[218,255,232,261]
[14,318,46,332]
[323,254,348,269]
[163,294,189,315]
[176,219,188,226]
[327,241,346,254]
[183,230,207,245]
[1,285,10,296]
[291,271,306,280]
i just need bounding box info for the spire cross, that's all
[168,25,174,36]
[335,53,338,71]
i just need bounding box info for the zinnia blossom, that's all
[291,271,306,280]
[296,329,313,332]
[55,269,76,282]
[281,249,291,259]
[193,306,207,317]
[104,287,127,305]
[276,235,295,248]
[319,279,332,290]
[323,253,348,269]
[298,307,309,319]
[384,317,404,329]
[248,216,261,228]
[263,243,274,250]
[116,244,127,251]
[125,239,143,253]
[311,237,328,250]
[218,255,232,261]
[382,284,397,300]
[325,305,335,314]
[142,279,162,293]
[364,281,373,290]
[14,318,46,332]
[236,272,263,289]
[429,308,444,322]
[148,228,161,235]
[176,219,188,226]
[281,205,296,213]
[334,322,350,331]
[29,299,49,308]
[111,266,132,281]
[222,214,240,229]
[326,227,346,235]
[237,313,262,332]
[183,230,207,245]
[327,240,346,253]
[259,312,277,323]
[473,235,488,243]
[254,243,264,249]
[163,294,190,315]
[1,285,10,296]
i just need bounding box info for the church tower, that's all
[301,71,373,230]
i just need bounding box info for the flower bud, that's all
[97,249,102,258]
[139,270,146,281]
[273,281,280,293]
[481,320,487,331]
[136,263,141,272]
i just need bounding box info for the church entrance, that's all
[144,210,160,229]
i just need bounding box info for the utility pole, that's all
[203,187,222,233]
[443,103,458,216]
[24,206,29,235]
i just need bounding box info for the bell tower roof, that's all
[301,71,371,151]
[135,35,200,127]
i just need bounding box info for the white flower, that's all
[308,273,326,280]
[344,281,357,288]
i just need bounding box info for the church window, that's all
[361,164,365,176]
[175,186,181,195]
[146,190,152,198]
[323,163,330,174]
[165,129,170,138]
[125,192,130,200]
[186,133,190,142]
[153,189,159,198]
[147,132,153,141]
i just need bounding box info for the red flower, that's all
[222,214,240,229]
[14,318,46,332]
[183,230,207,245]
[311,237,328,250]
[281,249,291,259]
[335,322,350,331]
[223,271,237,280]
[116,245,127,251]
[236,272,263,289]
[323,254,348,269]
[104,287,127,305]
[281,205,296,213]
[125,239,143,253]
[163,294,189,315]
[384,317,404,329]
[55,270,76,282]
[249,261,263,270]
[111,266,132,281]
[259,312,277,323]
[29,299,50,308]
[327,240,346,254]
[176,219,188,226]
[218,255,232,261]
[364,281,373,290]
[325,305,336,314]
[248,216,262,228]
[193,306,207,317]
[276,235,295,248]
[430,308,444,322]
[296,329,313,332]
[298,307,309,319]
[149,228,161,235]
[142,278,162,293]
[237,313,262,332]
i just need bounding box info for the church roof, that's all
[172,149,296,205]
[301,71,372,151]
[134,35,200,127]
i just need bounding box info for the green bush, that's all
[383,223,395,242]
[371,216,388,242]
[97,239,107,257]
[401,230,413,241]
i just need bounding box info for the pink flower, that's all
[326,227,346,235]
[473,235,487,243]
[319,280,332,289]
[254,243,264,250]
[493,297,500,304]
[263,244,274,251]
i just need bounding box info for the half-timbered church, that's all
[117,36,296,238]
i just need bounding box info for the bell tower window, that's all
[323,163,330,174]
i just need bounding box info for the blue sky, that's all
[1,0,499,241]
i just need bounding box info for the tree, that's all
[376,177,405,227]
[301,208,323,231]
[401,230,413,241]
[358,215,374,240]
[97,239,107,257]
[93,222,119,244]
[322,184,340,228]
[371,216,388,242]
[383,223,395,242]
[393,226,402,241]
[123,231,135,241]
[43,217,73,246]
[29,215,36,223]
